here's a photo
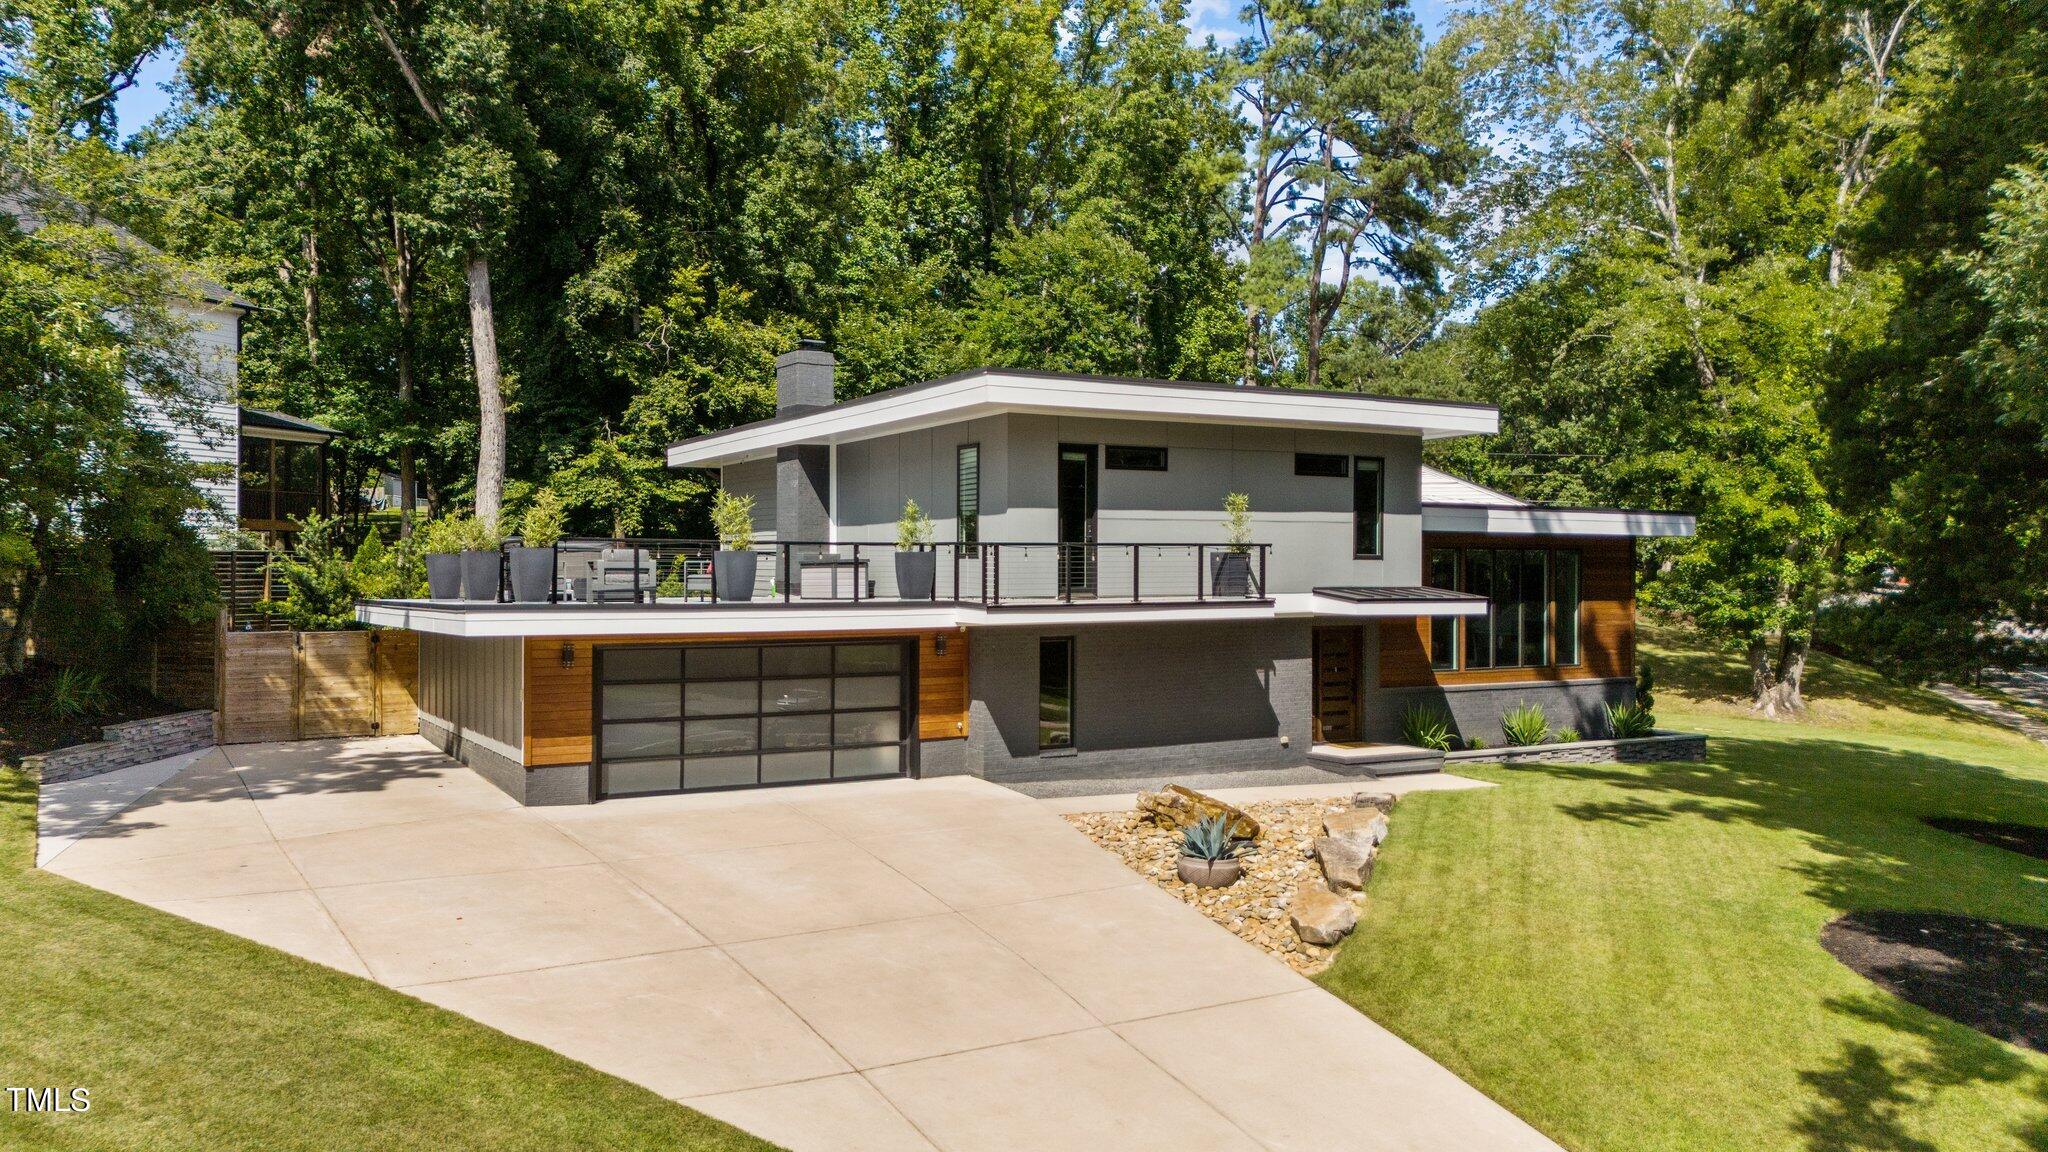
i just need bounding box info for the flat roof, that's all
[667,370,1500,468]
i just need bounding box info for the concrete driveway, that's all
[40,736,1560,1152]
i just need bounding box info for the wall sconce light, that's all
[934,637,948,656]
[559,643,575,669]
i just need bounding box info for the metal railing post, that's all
[782,543,792,603]
[852,542,862,603]
[992,545,1002,606]
[1196,544,1205,601]
[1132,545,1140,603]
[1063,545,1073,604]
[1258,544,1269,599]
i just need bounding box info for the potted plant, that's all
[421,515,467,600]
[894,498,936,600]
[1210,491,1254,596]
[460,514,504,601]
[710,490,758,602]
[1175,814,1244,888]
[508,489,566,603]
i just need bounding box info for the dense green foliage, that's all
[1320,620,2048,1151]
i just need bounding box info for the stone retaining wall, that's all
[1445,729,1707,767]
[20,710,218,784]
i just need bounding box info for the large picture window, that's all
[1038,637,1074,749]
[1428,546,1583,671]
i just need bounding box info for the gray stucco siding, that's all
[720,459,779,541]
[964,620,1313,779]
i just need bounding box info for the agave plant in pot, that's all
[1210,492,1254,597]
[420,515,468,600]
[460,515,506,601]
[507,489,566,603]
[1175,814,1244,888]
[710,490,758,602]
[894,498,936,600]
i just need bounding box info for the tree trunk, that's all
[301,231,320,368]
[4,567,44,675]
[1748,636,1780,717]
[1775,630,1809,712]
[1303,131,1337,392]
[467,253,505,529]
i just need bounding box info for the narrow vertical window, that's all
[1427,548,1459,670]
[1352,457,1384,558]
[1038,637,1074,749]
[956,443,979,556]
[1552,550,1581,666]
[1465,550,1494,669]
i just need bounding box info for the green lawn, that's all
[0,770,778,1151]
[1320,620,2048,1152]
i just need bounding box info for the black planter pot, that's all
[425,554,462,600]
[713,550,759,602]
[460,550,502,601]
[506,546,555,603]
[895,550,937,600]
[1209,551,1252,597]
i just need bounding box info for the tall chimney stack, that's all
[775,339,835,415]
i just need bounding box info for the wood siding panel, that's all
[523,630,970,766]
[218,631,297,743]
[375,630,420,735]
[215,628,419,742]
[298,632,376,738]
[1380,536,1636,688]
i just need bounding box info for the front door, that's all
[1313,626,1362,743]
[1057,444,1098,596]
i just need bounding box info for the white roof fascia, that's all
[356,601,965,638]
[1421,505,1697,538]
[668,374,1500,468]
[1275,593,1490,618]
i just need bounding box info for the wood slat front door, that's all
[1314,626,1362,743]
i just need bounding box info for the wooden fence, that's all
[217,626,419,744]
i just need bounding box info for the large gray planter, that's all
[895,550,937,600]
[460,550,502,601]
[425,554,462,600]
[1209,551,1252,597]
[506,546,556,603]
[713,550,759,602]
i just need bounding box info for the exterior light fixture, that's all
[560,643,575,668]
[934,637,948,656]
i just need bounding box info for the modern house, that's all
[357,344,1693,804]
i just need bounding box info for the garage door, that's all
[595,641,909,796]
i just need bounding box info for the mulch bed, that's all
[1924,817,2048,862]
[1820,910,2048,1053]
[0,665,173,770]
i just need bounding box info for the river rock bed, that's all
[1063,794,1381,976]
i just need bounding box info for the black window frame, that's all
[1352,456,1385,559]
[1104,445,1168,472]
[1294,452,1349,478]
[1038,636,1075,751]
[956,443,980,557]
[1427,546,1586,672]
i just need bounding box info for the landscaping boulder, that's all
[1136,784,1261,840]
[1323,808,1389,850]
[1314,835,1375,891]
[1352,791,1397,814]
[1289,883,1359,945]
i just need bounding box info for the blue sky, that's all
[111,2,1458,141]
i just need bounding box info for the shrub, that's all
[1501,702,1551,746]
[466,513,505,551]
[710,491,756,552]
[45,667,112,721]
[1465,735,1489,750]
[1179,814,1240,861]
[1400,705,1453,751]
[417,515,470,556]
[1634,664,1656,713]
[1605,701,1657,738]
[896,499,933,550]
[1556,727,1582,743]
[258,513,396,630]
[521,490,566,548]
[1222,492,1253,552]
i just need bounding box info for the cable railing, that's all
[446,538,1272,608]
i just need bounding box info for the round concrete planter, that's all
[713,550,759,602]
[1176,855,1242,888]
[460,550,502,601]
[425,554,462,600]
[895,550,937,600]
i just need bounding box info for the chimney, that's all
[775,339,835,415]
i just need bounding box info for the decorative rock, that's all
[1135,784,1261,840]
[1352,791,1397,813]
[1324,809,1389,849]
[1289,883,1359,945]
[1314,835,1375,891]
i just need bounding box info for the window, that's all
[1430,547,1584,671]
[956,444,979,555]
[1295,452,1348,478]
[1352,457,1384,558]
[1038,637,1074,750]
[1104,445,1168,471]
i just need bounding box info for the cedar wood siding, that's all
[522,630,969,767]
[1380,535,1635,688]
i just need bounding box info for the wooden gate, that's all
[218,627,419,744]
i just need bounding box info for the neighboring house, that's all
[358,343,1693,805]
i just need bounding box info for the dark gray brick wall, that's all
[1368,677,1636,745]
[966,620,1313,781]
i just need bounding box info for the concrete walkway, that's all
[40,737,1560,1152]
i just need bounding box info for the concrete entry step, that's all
[1308,742,1445,777]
